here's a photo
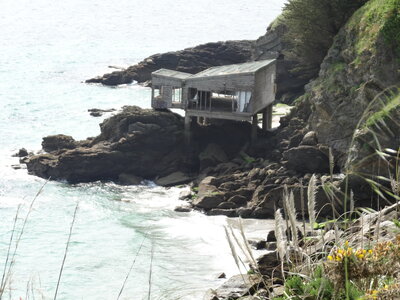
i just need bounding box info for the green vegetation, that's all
[347,0,400,63]
[282,0,367,80]
[382,0,400,58]
[365,93,400,127]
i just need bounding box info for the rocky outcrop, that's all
[86,40,254,86]
[25,106,254,185]
[26,107,187,183]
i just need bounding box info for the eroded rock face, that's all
[86,40,254,86]
[25,106,255,186]
[303,2,400,167]
[26,107,187,183]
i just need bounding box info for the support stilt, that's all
[184,115,191,145]
[262,104,273,131]
[251,114,258,143]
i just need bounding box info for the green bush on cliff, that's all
[282,0,367,80]
[382,0,400,58]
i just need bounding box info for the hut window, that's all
[172,87,182,103]
[153,87,161,99]
[236,91,252,112]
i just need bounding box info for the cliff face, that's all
[252,18,310,104]
[294,0,400,167]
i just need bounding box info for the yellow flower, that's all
[327,255,333,261]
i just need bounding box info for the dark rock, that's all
[217,202,238,209]
[251,207,275,219]
[228,195,248,206]
[118,173,142,185]
[255,250,285,279]
[155,172,193,187]
[237,208,253,218]
[13,148,29,157]
[265,242,278,251]
[86,40,254,86]
[248,239,267,250]
[11,164,25,170]
[206,274,264,300]
[88,108,116,117]
[42,134,77,153]
[179,190,193,200]
[193,194,224,210]
[267,230,277,242]
[288,132,304,148]
[282,145,329,173]
[199,143,228,171]
[26,107,186,183]
[300,131,318,146]
[207,208,238,217]
[174,206,192,212]
[217,272,226,279]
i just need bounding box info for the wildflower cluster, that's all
[325,236,400,291]
[327,241,372,262]
[364,283,400,299]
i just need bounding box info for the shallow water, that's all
[0,0,284,298]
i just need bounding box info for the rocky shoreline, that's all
[22,105,346,220]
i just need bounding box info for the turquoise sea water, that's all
[0,0,284,299]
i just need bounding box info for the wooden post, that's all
[184,115,191,145]
[251,114,258,143]
[262,108,267,130]
[151,87,154,108]
[262,104,273,131]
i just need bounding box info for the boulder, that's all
[282,145,329,173]
[88,108,115,117]
[300,131,318,146]
[155,172,193,187]
[199,143,229,171]
[204,274,264,300]
[174,206,192,212]
[193,194,224,210]
[118,173,142,185]
[12,148,28,157]
[42,134,77,153]
[207,208,238,217]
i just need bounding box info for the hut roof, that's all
[152,69,193,80]
[189,59,275,79]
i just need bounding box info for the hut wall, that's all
[186,74,254,92]
[252,62,276,113]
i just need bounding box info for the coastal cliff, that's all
[19,0,400,298]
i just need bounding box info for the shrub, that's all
[282,0,367,80]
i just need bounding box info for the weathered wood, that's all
[186,109,252,122]
[150,60,276,125]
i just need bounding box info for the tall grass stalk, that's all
[274,209,287,281]
[117,234,148,300]
[307,174,317,229]
[53,201,79,300]
[0,179,48,299]
[0,205,20,297]
[147,243,154,300]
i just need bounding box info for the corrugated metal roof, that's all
[152,69,193,79]
[189,59,275,78]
